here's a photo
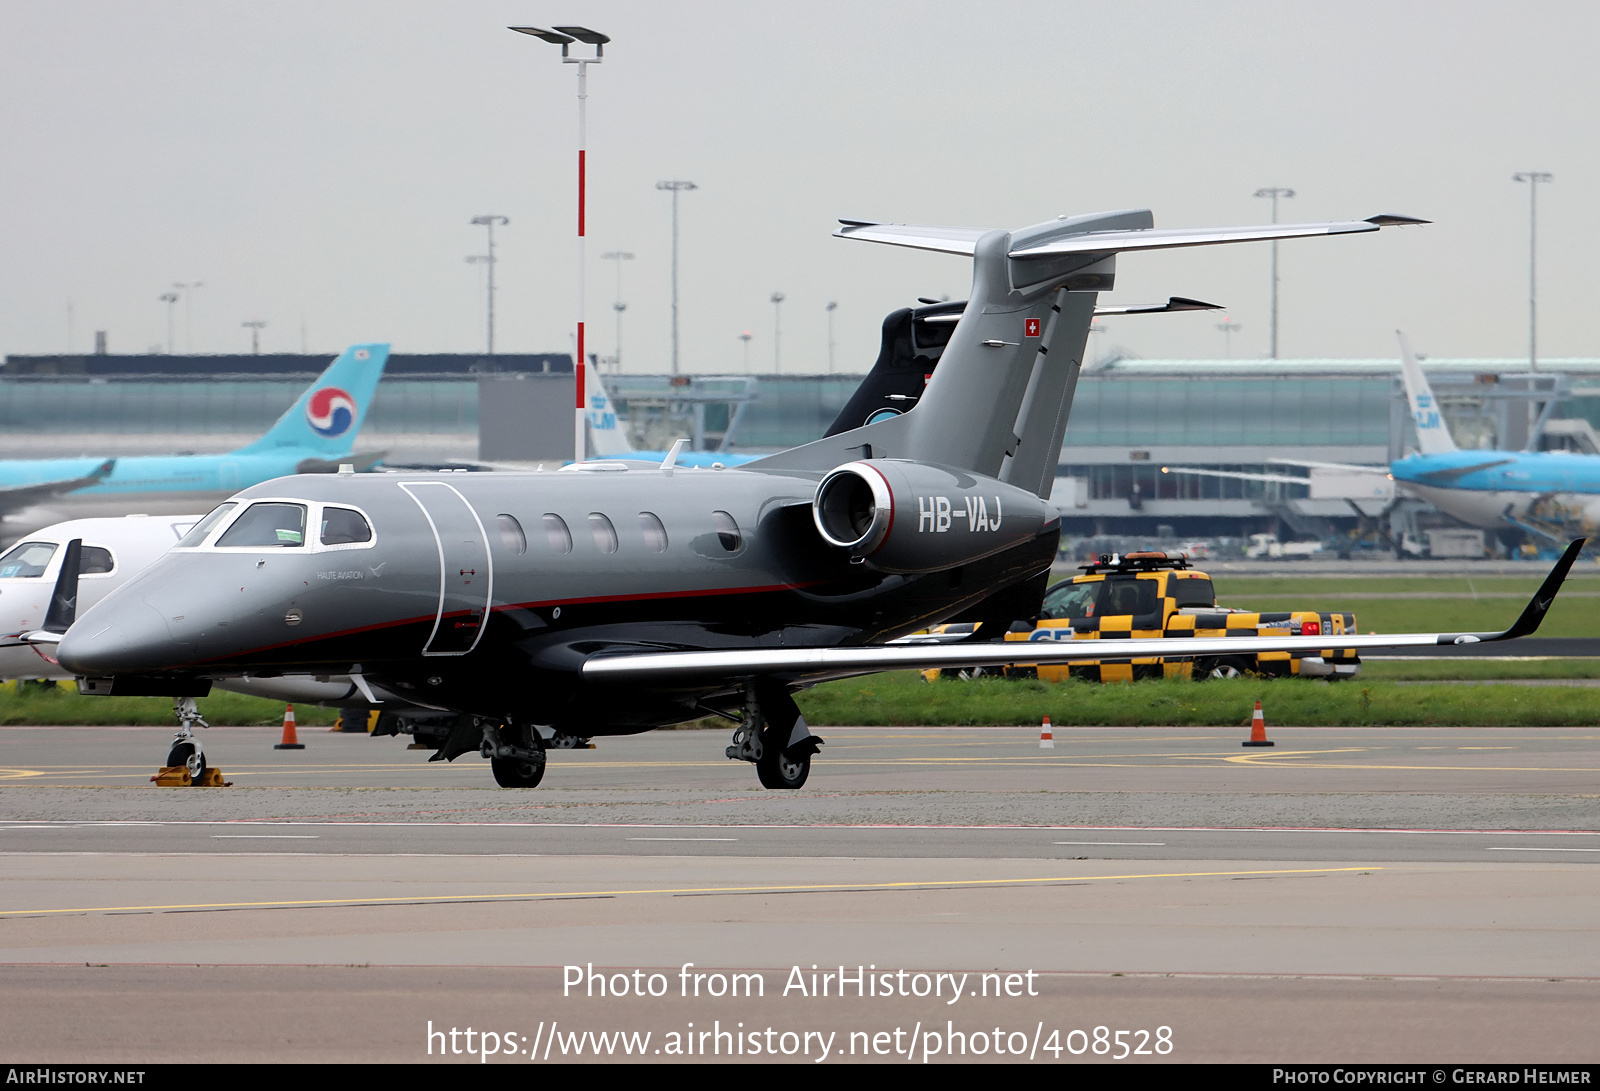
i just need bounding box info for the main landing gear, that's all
[725,680,825,790]
[482,720,547,789]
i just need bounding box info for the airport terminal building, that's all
[6,350,1598,541]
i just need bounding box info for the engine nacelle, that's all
[812,460,1055,574]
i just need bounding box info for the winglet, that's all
[1365,214,1431,226]
[1458,538,1585,643]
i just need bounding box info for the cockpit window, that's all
[176,503,238,548]
[81,546,115,575]
[216,503,308,548]
[320,506,373,545]
[0,541,57,578]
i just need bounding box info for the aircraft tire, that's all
[167,742,206,785]
[490,756,546,789]
[755,747,810,790]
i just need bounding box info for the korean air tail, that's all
[1397,330,1457,455]
[235,343,390,456]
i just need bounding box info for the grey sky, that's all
[2,1,1595,372]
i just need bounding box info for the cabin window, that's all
[497,514,527,555]
[215,503,307,548]
[320,506,373,545]
[0,541,57,578]
[80,546,115,575]
[638,512,668,553]
[1172,577,1215,609]
[588,513,619,554]
[542,513,573,555]
[176,502,237,547]
[1040,580,1101,620]
[712,510,742,552]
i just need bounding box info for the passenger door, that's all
[400,481,493,655]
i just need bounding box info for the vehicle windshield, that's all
[1041,580,1102,620]
[215,503,308,548]
[0,541,57,579]
[176,503,238,548]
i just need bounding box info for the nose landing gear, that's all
[151,696,230,787]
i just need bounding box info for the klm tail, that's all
[1397,330,1457,455]
[584,367,634,458]
[234,344,390,456]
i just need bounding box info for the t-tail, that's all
[233,343,390,456]
[1397,330,1457,456]
[754,212,1427,496]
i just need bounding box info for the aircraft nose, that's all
[57,602,189,675]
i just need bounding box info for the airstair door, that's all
[399,481,493,655]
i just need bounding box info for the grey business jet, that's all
[53,208,1579,790]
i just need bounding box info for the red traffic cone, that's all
[1039,715,1055,749]
[274,703,305,750]
[1242,699,1274,747]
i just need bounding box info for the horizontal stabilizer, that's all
[1009,217,1426,260]
[1094,296,1223,316]
[834,220,990,255]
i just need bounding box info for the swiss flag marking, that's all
[1025,318,1041,338]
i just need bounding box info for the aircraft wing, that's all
[581,540,1582,685]
[0,460,115,518]
[1268,458,1390,475]
[1160,466,1311,487]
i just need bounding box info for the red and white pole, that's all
[574,59,589,463]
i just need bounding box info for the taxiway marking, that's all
[0,865,1377,917]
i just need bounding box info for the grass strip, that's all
[795,672,1600,727]
[0,683,341,727]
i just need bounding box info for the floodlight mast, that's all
[468,215,509,355]
[510,25,609,460]
[1513,172,1553,373]
[1253,187,1294,358]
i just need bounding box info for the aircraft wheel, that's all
[490,755,546,789]
[756,747,810,790]
[167,741,206,785]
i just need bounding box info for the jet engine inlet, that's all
[813,463,892,555]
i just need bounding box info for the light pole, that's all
[242,320,266,354]
[511,24,608,461]
[467,214,509,355]
[656,180,697,375]
[770,292,786,373]
[1513,172,1553,372]
[158,292,178,354]
[1215,316,1242,358]
[601,250,634,370]
[173,281,204,353]
[739,330,752,372]
[825,301,838,373]
[1253,187,1294,358]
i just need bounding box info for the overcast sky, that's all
[2,1,1596,372]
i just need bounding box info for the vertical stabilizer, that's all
[234,344,389,456]
[1397,330,1457,455]
[584,367,633,457]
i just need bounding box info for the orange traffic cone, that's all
[274,703,305,750]
[1242,699,1274,747]
[1039,715,1055,749]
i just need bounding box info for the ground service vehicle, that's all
[928,551,1359,682]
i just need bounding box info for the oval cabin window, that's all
[542,513,573,555]
[497,514,527,555]
[638,512,668,553]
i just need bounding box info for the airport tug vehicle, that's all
[924,552,1358,682]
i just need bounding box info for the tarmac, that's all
[1,723,1596,1064]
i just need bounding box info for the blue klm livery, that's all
[0,344,389,524]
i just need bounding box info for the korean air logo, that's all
[306,387,357,437]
